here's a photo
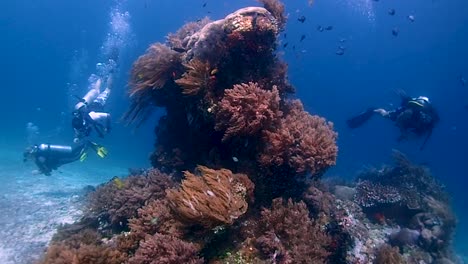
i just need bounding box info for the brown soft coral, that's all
[374,244,404,264]
[40,244,126,264]
[258,100,338,175]
[125,43,184,125]
[215,82,282,141]
[128,199,186,240]
[166,166,254,228]
[128,233,204,264]
[253,198,331,264]
[87,169,175,228]
[175,59,215,96]
[40,229,127,264]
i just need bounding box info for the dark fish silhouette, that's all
[284,33,287,38]
[317,25,324,32]
[392,28,399,36]
[292,45,296,50]
[325,26,333,31]
[300,35,306,41]
[388,9,396,16]
[283,42,289,48]
[202,2,207,7]
[298,16,306,23]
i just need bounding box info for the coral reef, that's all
[215,82,282,141]
[374,244,404,264]
[39,1,460,264]
[86,169,175,230]
[258,100,338,176]
[251,198,332,264]
[166,166,254,228]
[128,233,203,264]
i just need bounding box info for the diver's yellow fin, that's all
[80,152,88,162]
[96,146,108,158]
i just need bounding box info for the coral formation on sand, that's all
[39,1,460,263]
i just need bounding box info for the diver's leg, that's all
[74,78,102,111]
[93,75,112,107]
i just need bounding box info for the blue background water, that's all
[0,0,467,257]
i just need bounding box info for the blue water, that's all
[1,0,467,260]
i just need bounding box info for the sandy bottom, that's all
[0,147,128,264]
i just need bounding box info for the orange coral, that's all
[215,82,282,141]
[166,166,254,228]
[258,100,338,175]
[175,59,214,96]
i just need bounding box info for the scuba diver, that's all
[72,75,112,143]
[23,74,113,175]
[347,92,439,150]
[22,141,104,176]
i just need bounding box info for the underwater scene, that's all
[1,0,467,263]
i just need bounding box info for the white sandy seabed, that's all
[0,147,128,264]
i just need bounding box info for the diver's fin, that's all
[347,108,376,129]
[88,141,108,158]
[80,152,88,162]
[96,146,108,158]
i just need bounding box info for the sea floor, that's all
[0,146,127,264]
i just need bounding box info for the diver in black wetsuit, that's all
[23,143,88,175]
[347,94,439,150]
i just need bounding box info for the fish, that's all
[336,49,345,55]
[308,0,315,6]
[283,42,289,48]
[112,177,125,189]
[232,156,239,162]
[325,26,333,31]
[392,28,399,36]
[172,47,186,53]
[408,15,415,22]
[210,68,218,75]
[317,25,324,32]
[298,15,306,23]
[283,33,287,38]
[339,38,347,43]
[202,2,207,7]
[338,46,346,50]
[388,9,396,16]
[300,35,306,41]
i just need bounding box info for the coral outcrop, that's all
[39,0,460,263]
